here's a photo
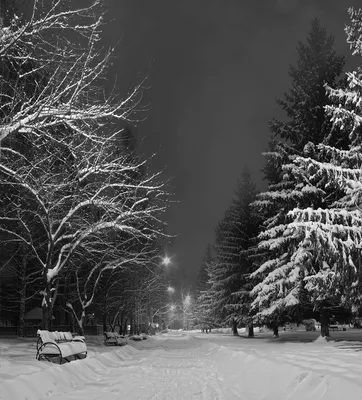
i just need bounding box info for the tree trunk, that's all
[118,310,125,334]
[42,281,53,330]
[18,255,28,337]
[129,315,134,335]
[136,309,140,334]
[77,322,85,336]
[272,324,279,337]
[68,305,85,336]
[232,319,239,336]
[77,310,85,336]
[320,308,330,337]
[248,324,254,338]
[122,316,128,336]
[69,312,75,333]
[42,303,50,330]
[102,311,107,332]
[73,317,85,336]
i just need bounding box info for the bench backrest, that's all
[37,329,57,344]
[105,331,117,338]
[37,329,74,343]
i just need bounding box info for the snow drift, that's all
[1,333,362,399]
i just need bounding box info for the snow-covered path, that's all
[46,338,224,400]
[2,330,362,400]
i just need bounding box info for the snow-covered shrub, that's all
[303,319,317,331]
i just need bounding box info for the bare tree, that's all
[1,131,168,329]
[65,246,161,335]
[0,0,143,146]
[0,1,169,331]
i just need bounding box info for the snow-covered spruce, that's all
[198,169,259,335]
[252,8,362,337]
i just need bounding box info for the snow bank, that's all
[0,345,140,400]
[2,333,362,399]
[200,341,362,400]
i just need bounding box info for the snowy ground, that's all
[1,329,362,399]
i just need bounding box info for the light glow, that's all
[167,286,175,294]
[162,255,172,267]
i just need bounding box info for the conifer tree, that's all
[196,245,212,296]
[281,7,362,336]
[251,18,346,333]
[192,245,213,329]
[201,169,259,335]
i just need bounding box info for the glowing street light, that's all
[162,255,172,267]
[167,285,175,295]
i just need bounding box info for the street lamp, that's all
[162,255,172,267]
[167,285,175,295]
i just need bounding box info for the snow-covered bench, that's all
[129,333,147,341]
[36,330,87,363]
[329,325,340,331]
[103,331,127,346]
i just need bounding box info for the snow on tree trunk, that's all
[78,322,85,336]
[66,302,85,335]
[320,308,330,338]
[248,324,254,338]
[42,282,54,331]
[232,319,239,336]
[76,311,85,336]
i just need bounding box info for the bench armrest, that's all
[72,335,85,342]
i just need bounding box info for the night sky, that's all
[102,0,361,287]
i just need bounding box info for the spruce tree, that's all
[270,7,362,337]
[201,169,259,335]
[251,18,346,333]
[192,245,213,330]
[196,245,212,296]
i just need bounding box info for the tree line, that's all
[194,10,362,338]
[0,1,171,336]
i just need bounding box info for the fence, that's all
[0,324,104,337]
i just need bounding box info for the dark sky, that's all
[102,0,361,287]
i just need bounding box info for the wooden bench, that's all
[103,331,127,346]
[36,330,87,363]
[329,325,340,331]
[129,333,147,341]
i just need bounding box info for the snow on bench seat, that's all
[36,330,87,363]
[104,331,127,346]
[329,325,340,331]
